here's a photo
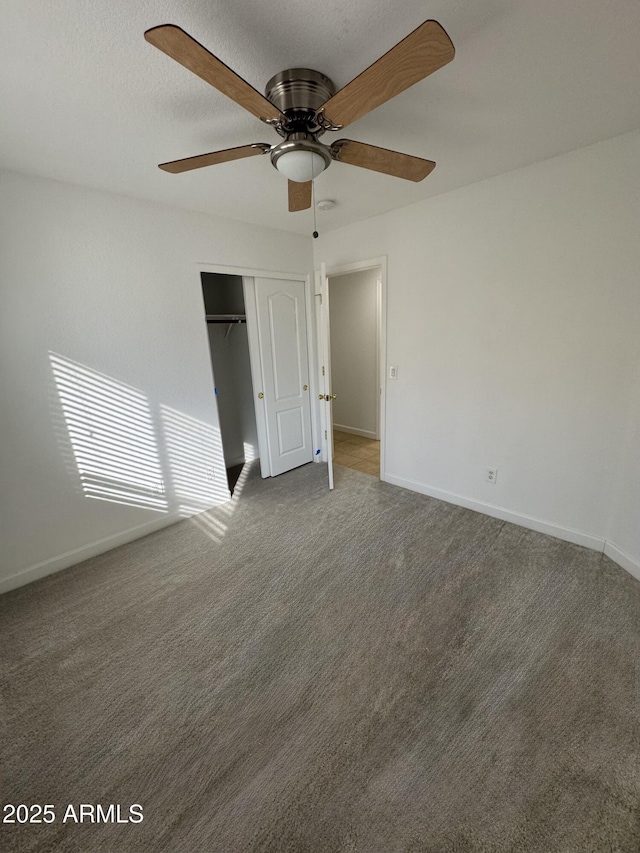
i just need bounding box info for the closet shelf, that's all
[206,314,246,324]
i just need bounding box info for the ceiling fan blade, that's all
[288,181,312,212]
[145,25,283,123]
[331,139,435,182]
[318,20,454,128]
[159,143,270,174]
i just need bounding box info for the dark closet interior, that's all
[201,272,258,494]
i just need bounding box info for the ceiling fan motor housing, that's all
[265,68,336,135]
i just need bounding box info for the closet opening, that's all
[201,272,259,495]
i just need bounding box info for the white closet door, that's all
[254,277,313,476]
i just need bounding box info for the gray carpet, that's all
[1,461,639,852]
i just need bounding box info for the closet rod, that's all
[205,314,246,324]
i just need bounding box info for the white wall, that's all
[606,365,640,575]
[315,129,640,571]
[0,169,312,592]
[329,269,378,438]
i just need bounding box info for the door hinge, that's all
[322,366,325,376]
[325,430,327,439]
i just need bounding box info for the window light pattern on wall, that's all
[50,353,168,512]
[160,405,229,517]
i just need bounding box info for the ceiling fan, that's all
[144,20,455,213]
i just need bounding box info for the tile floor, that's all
[333,430,380,477]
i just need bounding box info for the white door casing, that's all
[253,277,313,477]
[316,256,388,484]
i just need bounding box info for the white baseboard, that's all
[5,477,637,597]
[603,541,640,581]
[334,424,377,440]
[0,514,183,595]
[382,473,605,552]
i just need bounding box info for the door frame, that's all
[196,263,320,479]
[315,256,388,480]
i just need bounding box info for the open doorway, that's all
[201,272,258,494]
[326,264,384,480]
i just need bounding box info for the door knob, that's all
[258,392,264,399]
[319,393,337,401]
[303,385,308,391]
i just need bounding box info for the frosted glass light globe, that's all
[275,150,327,183]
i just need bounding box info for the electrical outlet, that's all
[485,467,498,484]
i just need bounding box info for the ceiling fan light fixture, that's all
[275,150,326,182]
[270,134,331,183]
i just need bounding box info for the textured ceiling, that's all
[2,0,640,236]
